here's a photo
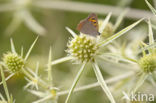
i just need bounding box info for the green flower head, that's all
[67,34,99,63]
[3,52,25,73]
[138,53,156,73]
[98,20,114,39]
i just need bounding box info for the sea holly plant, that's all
[132,19,156,93]
[0,37,50,91]
[0,37,60,102]
[0,37,38,80]
[114,19,156,98]
[50,13,144,103]
[27,47,59,103]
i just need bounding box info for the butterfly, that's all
[77,13,100,37]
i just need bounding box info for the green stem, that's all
[93,62,116,103]
[48,47,53,85]
[65,63,86,103]
[0,67,10,102]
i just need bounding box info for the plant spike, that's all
[65,63,86,103]
[145,0,156,16]
[10,38,17,54]
[98,18,144,47]
[24,36,39,61]
[92,62,116,103]
[0,67,11,102]
[48,47,53,85]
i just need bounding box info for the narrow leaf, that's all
[65,27,77,37]
[0,67,10,101]
[28,90,45,97]
[24,36,39,61]
[10,38,16,54]
[99,12,112,33]
[0,93,6,101]
[113,9,128,32]
[98,18,144,47]
[65,63,86,103]
[148,19,154,45]
[145,0,156,16]
[92,62,116,103]
[51,56,73,66]
[48,47,53,85]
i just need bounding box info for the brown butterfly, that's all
[77,13,100,37]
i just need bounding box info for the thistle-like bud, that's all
[98,20,114,39]
[67,34,99,63]
[138,53,156,73]
[3,52,25,73]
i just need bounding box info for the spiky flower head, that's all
[3,52,25,73]
[98,20,114,39]
[138,53,156,73]
[67,34,99,63]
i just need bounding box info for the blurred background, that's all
[0,0,155,103]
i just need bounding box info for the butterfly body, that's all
[77,13,100,37]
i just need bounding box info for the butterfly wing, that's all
[87,13,99,31]
[77,13,100,37]
[78,20,99,36]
